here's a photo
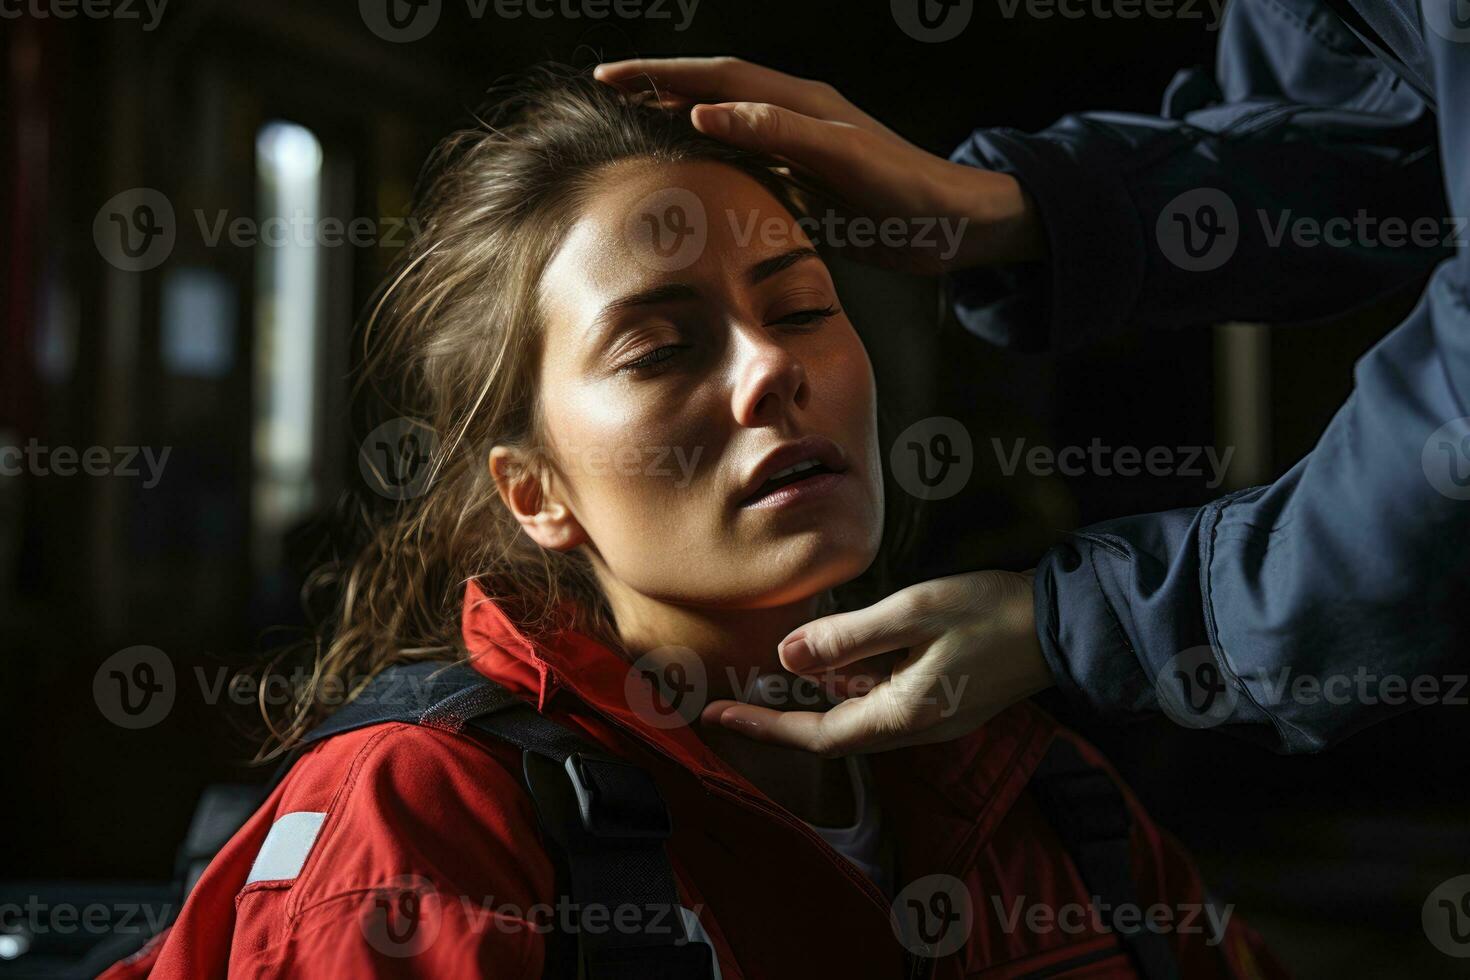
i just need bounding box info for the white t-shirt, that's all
[804,754,892,898]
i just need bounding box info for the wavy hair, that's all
[252,63,915,760]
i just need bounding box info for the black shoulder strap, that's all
[284,659,509,747]
[282,661,714,980]
[1028,738,1180,980]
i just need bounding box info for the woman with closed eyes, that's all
[102,65,1283,980]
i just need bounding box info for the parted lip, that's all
[735,435,849,506]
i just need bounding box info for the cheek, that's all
[547,383,722,547]
[830,334,885,539]
[827,331,880,457]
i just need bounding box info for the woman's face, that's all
[510,159,883,610]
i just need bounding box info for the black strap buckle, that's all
[565,751,673,840]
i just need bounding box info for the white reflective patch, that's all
[678,906,721,980]
[246,811,327,884]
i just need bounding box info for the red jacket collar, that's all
[459,576,1057,866]
[460,577,734,779]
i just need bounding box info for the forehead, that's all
[538,159,816,329]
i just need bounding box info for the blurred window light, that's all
[36,265,79,384]
[253,120,324,563]
[162,267,237,377]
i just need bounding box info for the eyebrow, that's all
[588,246,822,344]
[747,246,821,286]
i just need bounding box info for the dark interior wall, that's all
[3,2,1467,977]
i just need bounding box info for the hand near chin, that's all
[593,57,1044,273]
[699,570,1055,756]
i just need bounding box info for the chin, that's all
[747,539,879,609]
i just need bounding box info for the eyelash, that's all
[776,304,840,327]
[621,344,688,372]
[617,305,841,374]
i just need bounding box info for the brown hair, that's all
[253,63,913,759]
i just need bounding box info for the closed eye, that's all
[619,343,689,373]
[617,304,839,373]
[772,304,840,327]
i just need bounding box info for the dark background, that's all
[2,1,1467,977]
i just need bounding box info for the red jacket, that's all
[102,580,1284,979]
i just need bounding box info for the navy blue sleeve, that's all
[957,0,1470,751]
[946,0,1445,351]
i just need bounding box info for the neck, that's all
[603,580,824,700]
[594,572,857,826]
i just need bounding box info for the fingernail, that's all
[722,711,760,734]
[780,633,813,672]
[692,104,731,137]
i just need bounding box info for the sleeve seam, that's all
[1198,495,1306,749]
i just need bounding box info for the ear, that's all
[489,445,588,552]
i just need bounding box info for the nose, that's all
[729,325,810,428]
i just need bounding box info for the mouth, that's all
[737,436,850,509]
